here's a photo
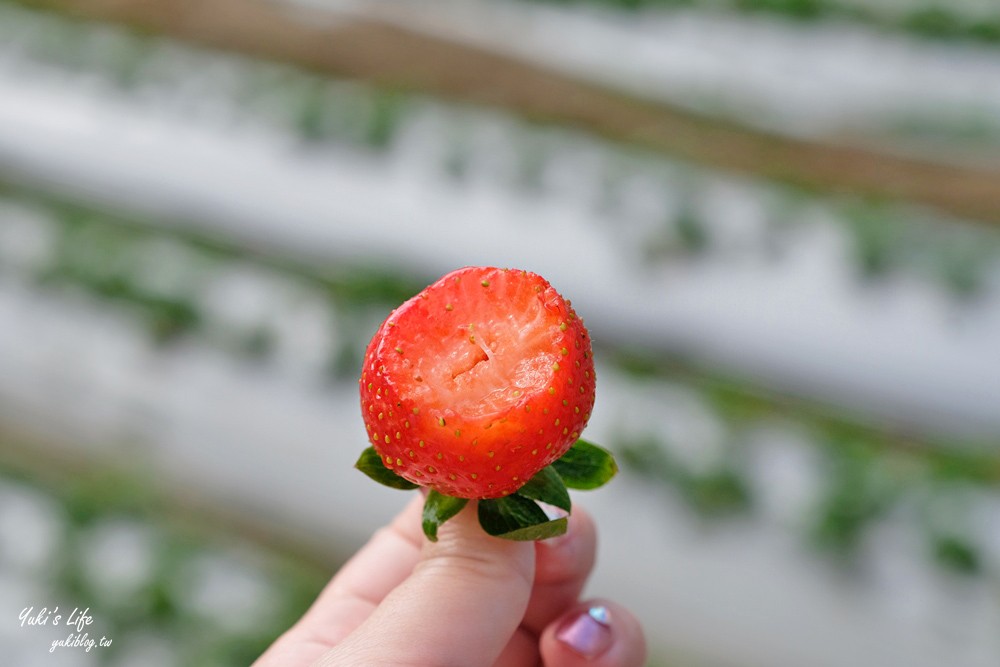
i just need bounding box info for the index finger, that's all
[522,506,598,634]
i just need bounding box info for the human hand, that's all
[254,495,646,666]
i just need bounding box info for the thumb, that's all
[314,501,536,667]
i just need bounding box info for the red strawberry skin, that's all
[359,266,595,499]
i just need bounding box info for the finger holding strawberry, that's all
[356,266,618,540]
[254,495,648,667]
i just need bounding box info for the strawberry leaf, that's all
[355,447,419,490]
[422,490,468,542]
[478,495,568,541]
[552,439,618,490]
[515,465,572,513]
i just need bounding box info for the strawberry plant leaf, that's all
[422,490,468,542]
[354,447,419,490]
[492,516,568,542]
[552,439,618,490]
[515,465,571,513]
[478,495,568,541]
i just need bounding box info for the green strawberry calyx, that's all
[355,438,618,541]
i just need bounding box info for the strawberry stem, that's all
[354,439,617,541]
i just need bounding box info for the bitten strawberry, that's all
[359,266,595,499]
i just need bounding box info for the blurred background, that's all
[1,0,1000,665]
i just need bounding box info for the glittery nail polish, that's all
[556,605,613,659]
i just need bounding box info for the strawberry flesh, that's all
[360,266,595,499]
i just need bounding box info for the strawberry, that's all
[359,266,596,499]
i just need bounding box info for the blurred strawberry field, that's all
[2,1,1000,666]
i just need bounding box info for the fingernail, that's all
[556,605,613,659]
